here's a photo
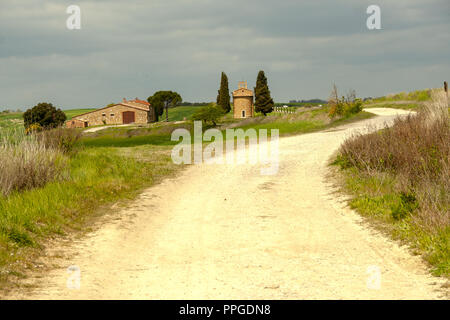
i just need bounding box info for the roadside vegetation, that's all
[0,129,76,197]
[332,90,449,276]
[327,85,363,118]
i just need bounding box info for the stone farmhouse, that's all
[66,98,155,128]
[232,81,254,119]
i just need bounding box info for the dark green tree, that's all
[147,91,182,122]
[254,70,274,116]
[217,72,231,113]
[23,102,66,129]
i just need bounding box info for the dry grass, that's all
[0,128,81,197]
[340,91,449,224]
[335,91,449,275]
[36,127,82,154]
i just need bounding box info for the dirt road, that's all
[8,108,447,299]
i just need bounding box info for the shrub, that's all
[23,102,66,129]
[25,123,42,135]
[345,99,363,115]
[192,104,225,126]
[392,192,419,220]
[328,85,363,118]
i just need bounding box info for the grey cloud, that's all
[0,0,449,109]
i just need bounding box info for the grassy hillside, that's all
[161,105,202,122]
[64,108,96,120]
[363,89,434,111]
[370,89,432,103]
[0,112,23,130]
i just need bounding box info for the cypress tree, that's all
[217,72,231,113]
[254,70,274,116]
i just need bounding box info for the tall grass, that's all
[37,127,82,154]
[0,130,68,197]
[334,91,449,275]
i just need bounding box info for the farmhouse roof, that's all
[131,98,150,106]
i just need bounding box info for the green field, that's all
[369,89,432,103]
[0,112,23,130]
[63,108,96,120]
[161,105,202,122]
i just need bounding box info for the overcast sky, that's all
[1,0,449,110]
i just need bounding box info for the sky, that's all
[0,0,449,110]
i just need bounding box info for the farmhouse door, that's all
[122,111,135,124]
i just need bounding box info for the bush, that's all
[329,99,363,118]
[192,104,225,126]
[23,102,66,129]
[392,192,419,220]
[328,85,363,118]
[25,123,42,135]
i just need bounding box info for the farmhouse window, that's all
[110,113,115,117]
